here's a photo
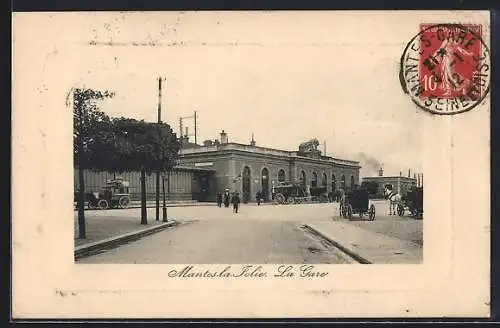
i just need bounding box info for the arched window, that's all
[311,172,318,187]
[278,169,286,183]
[300,170,306,187]
[331,174,336,191]
[341,175,346,190]
[351,175,355,188]
[322,172,327,187]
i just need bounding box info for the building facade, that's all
[361,167,420,198]
[74,166,215,201]
[74,131,360,203]
[177,131,361,203]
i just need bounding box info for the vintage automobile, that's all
[273,182,328,204]
[86,178,132,210]
[273,182,310,204]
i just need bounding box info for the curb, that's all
[74,202,216,212]
[301,224,372,264]
[74,220,177,260]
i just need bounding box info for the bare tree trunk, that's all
[162,171,167,222]
[76,92,86,239]
[156,172,160,220]
[141,169,148,225]
[77,167,86,239]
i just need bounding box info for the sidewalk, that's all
[304,220,423,264]
[74,214,175,247]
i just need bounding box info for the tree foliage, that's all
[73,88,115,170]
[74,99,181,175]
[108,117,181,175]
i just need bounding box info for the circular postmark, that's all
[400,24,490,115]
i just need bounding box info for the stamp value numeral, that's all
[423,74,438,92]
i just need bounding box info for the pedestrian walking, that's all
[224,190,230,208]
[256,190,261,206]
[232,192,241,213]
[216,192,223,207]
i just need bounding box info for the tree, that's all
[73,88,114,239]
[111,118,180,224]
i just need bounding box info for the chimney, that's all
[378,167,383,177]
[220,129,228,144]
[250,133,256,146]
[408,169,411,178]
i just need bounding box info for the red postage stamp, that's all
[400,24,490,115]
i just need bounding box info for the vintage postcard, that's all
[12,11,490,318]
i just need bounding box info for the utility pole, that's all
[179,117,183,140]
[194,110,197,145]
[156,77,163,221]
[179,112,198,145]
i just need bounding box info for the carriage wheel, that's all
[397,204,405,217]
[339,203,345,217]
[275,193,285,205]
[97,199,109,210]
[347,205,353,220]
[87,201,96,210]
[119,196,131,209]
[369,204,376,221]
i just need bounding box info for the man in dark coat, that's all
[256,190,261,206]
[223,190,230,208]
[231,192,241,213]
[216,192,223,207]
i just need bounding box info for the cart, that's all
[397,186,423,219]
[339,188,376,221]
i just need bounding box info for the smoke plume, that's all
[355,152,382,177]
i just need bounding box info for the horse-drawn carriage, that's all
[339,187,376,221]
[397,186,423,219]
[77,178,132,210]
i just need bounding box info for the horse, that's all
[384,186,402,215]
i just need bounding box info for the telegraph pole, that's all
[194,110,197,145]
[155,77,163,221]
[179,112,198,145]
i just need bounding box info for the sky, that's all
[55,11,449,178]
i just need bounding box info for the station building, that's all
[177,130,361,203]
[74,130,361,203]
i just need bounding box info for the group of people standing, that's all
[216,189,241,213]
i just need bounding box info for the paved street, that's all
[77,200,423,264]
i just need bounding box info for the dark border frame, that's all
[9,0,499,324]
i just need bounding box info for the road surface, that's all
[77,200,422,263]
